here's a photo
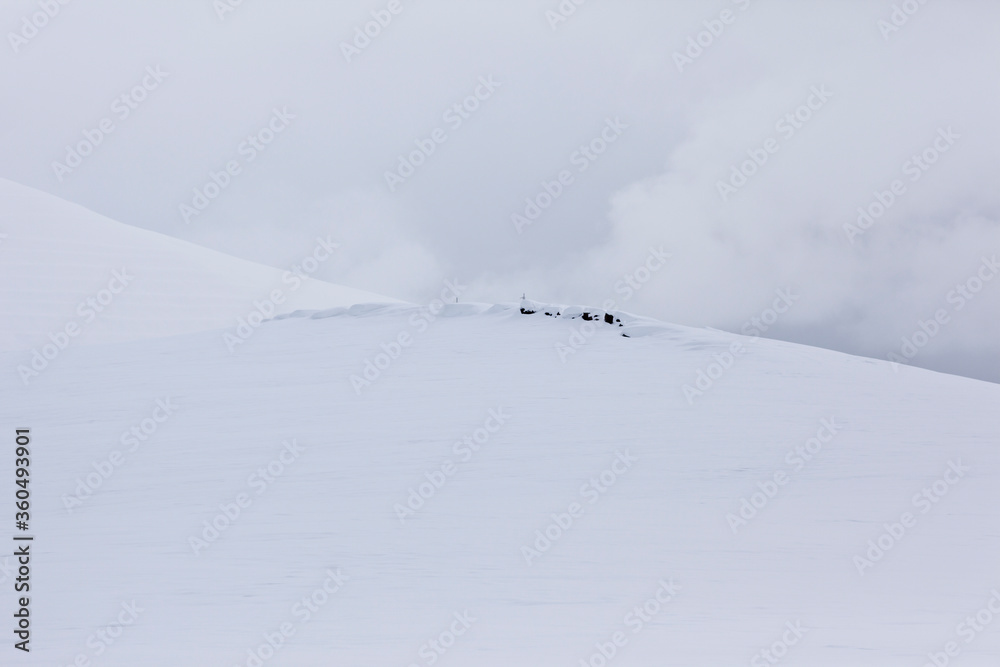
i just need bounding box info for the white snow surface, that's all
[2,182,999,665]
[0,177,402,351]
[3,298,999,666]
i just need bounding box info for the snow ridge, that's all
[274,298,692,340]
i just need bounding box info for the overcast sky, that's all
[2,0,998,382]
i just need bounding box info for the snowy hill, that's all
[3,297,999,666]
[0,178,401,353]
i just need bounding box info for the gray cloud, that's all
[2,0,997,380]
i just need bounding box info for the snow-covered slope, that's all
[0,178,401,351]
[3,300,998,666]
